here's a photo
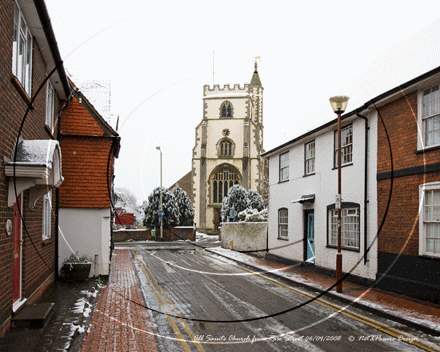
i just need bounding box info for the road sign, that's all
[157,210,165,219]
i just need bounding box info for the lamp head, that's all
[329,96,349,114]
[156,146,161,151]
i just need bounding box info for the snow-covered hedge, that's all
[237,208,268,222]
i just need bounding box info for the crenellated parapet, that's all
[203,83,250,96]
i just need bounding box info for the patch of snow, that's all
[80,289,97,298]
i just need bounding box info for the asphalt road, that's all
[118,242,438,352]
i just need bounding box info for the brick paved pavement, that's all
[81,249,159,352]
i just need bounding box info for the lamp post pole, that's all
[336,111,343,293]
[329,96,349,293]
[156,146,163,240]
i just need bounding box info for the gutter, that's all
[356,113,369,265]
[33,0,70,99]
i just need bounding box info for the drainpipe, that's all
[356,113,369,264]
[55,97,72,279]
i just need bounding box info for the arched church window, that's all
[220,101,233,118]
[220,140,232,157]
[212,166,240,204]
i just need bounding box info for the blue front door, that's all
[306,212,315,263]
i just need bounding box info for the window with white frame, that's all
[334,124,353,167]
[422,85,440,148]
[279,152,289,182]
[12,1,33,95]
[305,141,315,175]
[278,208,288,239]
[419,183,440,257]
[42,190,52,240]
[328,205,360,250]
[45,80,55,131]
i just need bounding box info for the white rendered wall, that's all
[59,208,112,277]
[267,114,377,280]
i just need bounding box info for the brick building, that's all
[0,0,70,337]
[58,79,120,277]
[375,66,440,303]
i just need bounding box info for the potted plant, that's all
[60,252,92,281]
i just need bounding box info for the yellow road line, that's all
[202,252,439,352]
[134,251,193,352]
[135,251,205,352]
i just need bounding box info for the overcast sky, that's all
[44,0,440,205]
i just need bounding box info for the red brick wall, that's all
[377,91,440,256]
[21,193,56,298]
[59,137,113,208]
[0,0,61,337]
[60,97,105,135]
[59,96,115,208]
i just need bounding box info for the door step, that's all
[11,302,55,329]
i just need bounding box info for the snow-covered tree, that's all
[247,190,265,211]
[171,186,194,226]
[144,187,179,228]
[221,185,250,222]
[113,187,144,226]
[221,186,267,222]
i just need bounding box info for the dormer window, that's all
[220,101,233,118]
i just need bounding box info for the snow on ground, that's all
[196,232,219,243]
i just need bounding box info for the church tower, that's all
[191,62,265,234]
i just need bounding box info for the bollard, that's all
[230,240,233,250]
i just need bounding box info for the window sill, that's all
[418,253,440,260]
[326,245,360,252]
[11,74,33,108]
[277,237,289,241]
[42,237,53,245]
[278,179,289,184]
[303,172,315,178]
[332,163,353,170]
[415,145,440,154]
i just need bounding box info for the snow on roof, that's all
[79,80,113,127]
[8,140,60,169]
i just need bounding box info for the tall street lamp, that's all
[329,96,349,293]
[156,146,163,240]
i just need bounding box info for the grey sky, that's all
[45,0,440,204]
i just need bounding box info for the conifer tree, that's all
[171,186,194,226]
[144,187,179,228]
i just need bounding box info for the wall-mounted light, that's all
[6,219,12,236]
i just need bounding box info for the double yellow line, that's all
[134,250,205,352]
[202,252,440,352]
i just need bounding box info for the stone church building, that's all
[188,63,266,234]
